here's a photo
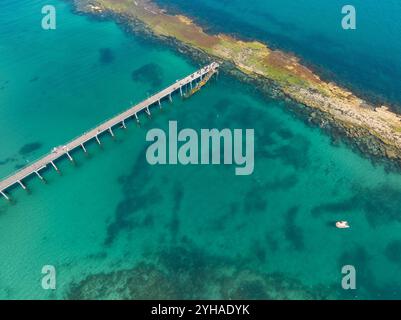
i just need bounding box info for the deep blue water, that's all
[157,0,401,109]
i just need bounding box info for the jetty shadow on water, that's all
[104,147,163,246]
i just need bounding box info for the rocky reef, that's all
[67,243,339,299]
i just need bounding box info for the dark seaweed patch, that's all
[258,136,310,169]
[265,232,279,252]
[105,187,162,245]
[99,48,115,65]
[29,76,39,83]
[243,186,267,213]
[274,141,310,169]
[66,240,338,299]
[337,246,385,297]
[213,98,232,114]
[131,63,163,88]
[0,80,8,91]
[385,240,401,265]
[209,202,239,231]
[339,246,369,268]
[284,206,304,251]
[172,182,183,212]
[105,147,163,246]
[233,279,268,299]
[266,174,298,191]
[256,126,276,146]
[311,185,401,227]
[276,128,294,140]
[311,198,354,217]
[360,186,401,227]
[87,251,108,260]
[18,142,42,156]
[168,183,183,241]
[254,10,299,33]
[0,157,16,166]
[142,213,155,228]
[252,240,266,263]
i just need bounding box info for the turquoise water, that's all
[1,0,401,299]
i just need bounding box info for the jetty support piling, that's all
[145,106,151,117]
[18,180,26,190]
[81,143,87,153]
[135,113,140,123]
[50,161,59,172]
[66,151,73,162]
[35,171,44,180]
[95,135,101,145]
[109,127,114,137]
[1,191,9,201]
[158,100,162,109]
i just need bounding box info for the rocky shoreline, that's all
[70,0,401,170]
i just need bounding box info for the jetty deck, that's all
[0,62,219,200]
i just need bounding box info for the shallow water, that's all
[1,0,401,299]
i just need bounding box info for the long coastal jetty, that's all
[0,62,219,201]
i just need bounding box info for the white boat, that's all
[336,221,350,229]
